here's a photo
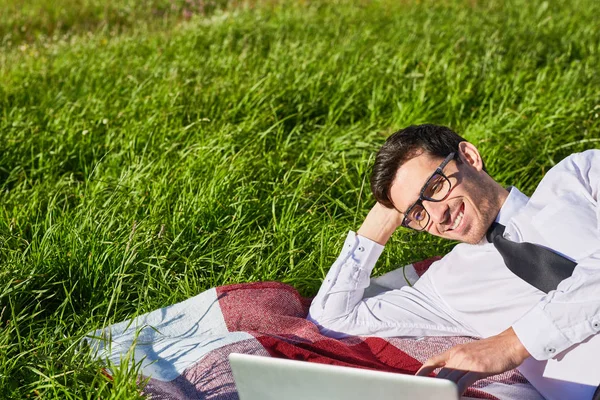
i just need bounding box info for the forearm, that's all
[308,231,384,336]
[310,203,401,326]
[512,251,600,360]
[308,228,471,338]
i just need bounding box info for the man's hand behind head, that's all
[357,202,404,246]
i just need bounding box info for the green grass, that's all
[1,0,599,397]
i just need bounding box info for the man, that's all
[308,124,600,399]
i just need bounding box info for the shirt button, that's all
[357,246,365,252]
[593,322,600,331]
[546,347,556,354]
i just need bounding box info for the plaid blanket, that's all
[88,259,543,400]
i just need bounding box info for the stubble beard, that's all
[464,189,503,245]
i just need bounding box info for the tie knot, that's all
[486,222,506,243]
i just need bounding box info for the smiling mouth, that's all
[449,202,465,231]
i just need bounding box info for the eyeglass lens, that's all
[405,173,451,230]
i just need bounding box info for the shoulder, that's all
[547,150,600,177]
[534,150,600,198]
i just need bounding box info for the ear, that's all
[457,142,484,172]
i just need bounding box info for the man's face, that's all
[388,147,507,244]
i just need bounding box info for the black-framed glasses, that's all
[400,152,456,231]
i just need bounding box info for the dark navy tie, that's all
[486,223,577,293]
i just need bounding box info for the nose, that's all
[423,201,450,225]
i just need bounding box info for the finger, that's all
[416,364,438,377]
[456,371,484,395]
[436,367,469,383]
[416,353,447,376]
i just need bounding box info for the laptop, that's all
[229,353,460,400]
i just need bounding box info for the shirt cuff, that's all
[344,231,385,270]
[512,304,572,360]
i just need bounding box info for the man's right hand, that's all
[356,202,404,246]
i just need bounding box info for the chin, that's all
[450,234,476,244]
[452,224,486,245]
[462,235,483,245]
[464,226,488,244]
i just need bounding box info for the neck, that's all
[488,184,510,228]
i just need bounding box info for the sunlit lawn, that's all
[0,0,599,397]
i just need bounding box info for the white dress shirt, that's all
[308,150,600,399]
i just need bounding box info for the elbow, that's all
[307,308,354,339]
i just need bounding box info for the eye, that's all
[410,205,426,221]
[429,176,444,193]
[424,175,448,199]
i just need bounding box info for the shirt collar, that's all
[495,186,529,226]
